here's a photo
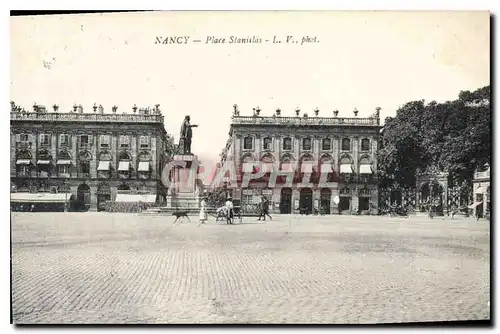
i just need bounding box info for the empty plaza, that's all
[11,213,490,324]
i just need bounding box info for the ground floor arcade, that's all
[10,178,162,212]
[229,183,379,215]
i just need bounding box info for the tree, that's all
[378,85,490,209]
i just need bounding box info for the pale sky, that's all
[10,11,490,172]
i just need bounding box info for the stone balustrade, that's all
[11,112,164,124]
[231,115,379,127]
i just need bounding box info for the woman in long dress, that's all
[199,196,208,225]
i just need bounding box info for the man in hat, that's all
[225,196,234,224]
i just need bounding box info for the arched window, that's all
[361,138,370,151]
[243,136,253,150]
[282,137,292,150]
[118,151,131,161]
[99,151,112,161]
[342,138,351,151]
[322,138,332,151]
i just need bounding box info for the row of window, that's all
[17,164,152,178]
[242,137,371,152]
[16,134,152,149]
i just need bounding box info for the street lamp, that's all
[63,179,68,212]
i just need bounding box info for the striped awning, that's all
[359,164,373,174]
[320,163,334,172]
[37,160,51,165]
[11,192,67,203]
[301,163,314,173]
[118,161,130,171]
[97,161,111,171]
[258,162,275,173]
[468,202,483,209]
[115,194,156,203]
[16,159,31,165]
[243,162,254,173]
[340,164,353,174]
[281,163,295,172]
[475,186,485,194]
[57,160,72,165]
[138,161,150,172]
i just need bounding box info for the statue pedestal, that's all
[167,154,201,211]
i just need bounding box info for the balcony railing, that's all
[231,115,380,127]
[11,112,165,124]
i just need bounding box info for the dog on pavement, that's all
[172,211,191,224]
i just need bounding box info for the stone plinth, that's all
[167,154,201,210]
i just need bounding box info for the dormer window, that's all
[282,137,292,151]
[140,136,150,149]
[342,138,351,151]
[19,134,29,142]
[361,138,370,151]
[243,136,253,150]
[40,134,50,146]
[322,138,332,151]
[79,135,89,148]
[263,137,272,150]
[120,135,130,149]
[100,135,111,148]
[302,137,312,151]
[59,134,70,146]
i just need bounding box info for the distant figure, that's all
[30,204,35,212]
[199,196,208,225]
[179,115,198,155]
[225,197,234,224]
[258,196,272,221]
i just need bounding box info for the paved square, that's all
[11,213,490,324]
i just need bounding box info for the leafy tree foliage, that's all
[378,86,490,188]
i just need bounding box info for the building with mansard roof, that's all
[10,102,169,211]
[215,105,382,215]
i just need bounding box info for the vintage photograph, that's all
[10,11,490,324]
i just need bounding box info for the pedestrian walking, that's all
[198,196,208,226]
[225,197,234,224]
[260,196,272,221]
[257,197,265,221]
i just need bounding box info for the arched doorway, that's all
[339,187,351,214]
[280,187,292,214]
[299,188,313,214]
[77,183,91,211]
[320,188,331,214]
[359,188,371,212]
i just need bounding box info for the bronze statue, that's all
[179,115,198,154]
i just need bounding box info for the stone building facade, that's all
[472,165,490,218]
[217,106,381,215]
[10,102,168,211]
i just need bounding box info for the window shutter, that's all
[16,134,20,142]
[88,134,93,145]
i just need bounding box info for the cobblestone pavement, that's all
[11,213,490,324]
